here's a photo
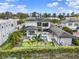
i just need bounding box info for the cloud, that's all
[66,0,79,8]
[58,0,62,1]
[57,7,73,13]
[0,2,28,13]
[58,7,63,10]
[5,0,19,2]
[52,0,62,1]
[47,2,59,8]
[0,3,15,12]
[15,5,28,13]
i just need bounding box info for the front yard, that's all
[0,30,56,50]
[21,41,54,47]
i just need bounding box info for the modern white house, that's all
[23,17,73,46]
[60,17,79,30]
[0,19,18,45]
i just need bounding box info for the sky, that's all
[0,0,79,14]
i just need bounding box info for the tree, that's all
[51,19,59,23]
[52,13,56,17]
[32,34,44,46]
[63,27,73,34]
[16,13,29,19]
[58,13,65,20]
[71,12,75,17]
[5,11,13,19]
[72,37,79,46]
[66,13,70,17]
[43,13,51,17]
[62,13,65,16]
[32,34,42,42]
[8,31,23,46]
[16,13,29,24]
[47,13,51,17]
[0,13,5,19]
[0,12,13,19]
[43,13,48,17]
[73,14,79,18]
[32,12,37,17]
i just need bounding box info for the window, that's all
[38,28,42,31]
[68,23,72,26]
[43,23,48,27]
[3,35,5,37]
[6,25,8,27]
[37,22,41,26]
[41,36,47,40]
[28,31,35,35]
[2,26,3,28]
[43,29,50,32]
[11,24,13,27]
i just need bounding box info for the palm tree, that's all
[32,34,43,46]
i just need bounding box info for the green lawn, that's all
[21,41,55,48]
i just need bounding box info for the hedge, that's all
[0,46,79,53]
[0,46,79,59]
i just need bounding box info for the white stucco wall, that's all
[25,21,51,28]
[25,21,37,27]
[60,38,72,46]
[0,19,18,45]
[52,35,72,46]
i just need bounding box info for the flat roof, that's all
[26,17,50,22]
[0,19,18,23]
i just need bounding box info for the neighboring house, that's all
[23,17,73,46]
[0,19,18,45]
[73,32,79,37]
[60,17,79,30]
[50,25,72,46]
[44,17,60,20]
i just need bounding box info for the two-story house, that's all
[23,17,73,46]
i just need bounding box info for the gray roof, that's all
[25,25,73,38]
[26,17,50,22]
[50,24,73,38]
[61,17,79,23]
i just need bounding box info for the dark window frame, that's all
[42,23,48,27]
[28,30,35,35]
[11,24,14,27]
[37,22,41,26]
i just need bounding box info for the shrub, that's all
[63,27,73,34]
[72,37,79,46]
[0,30,23,49]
